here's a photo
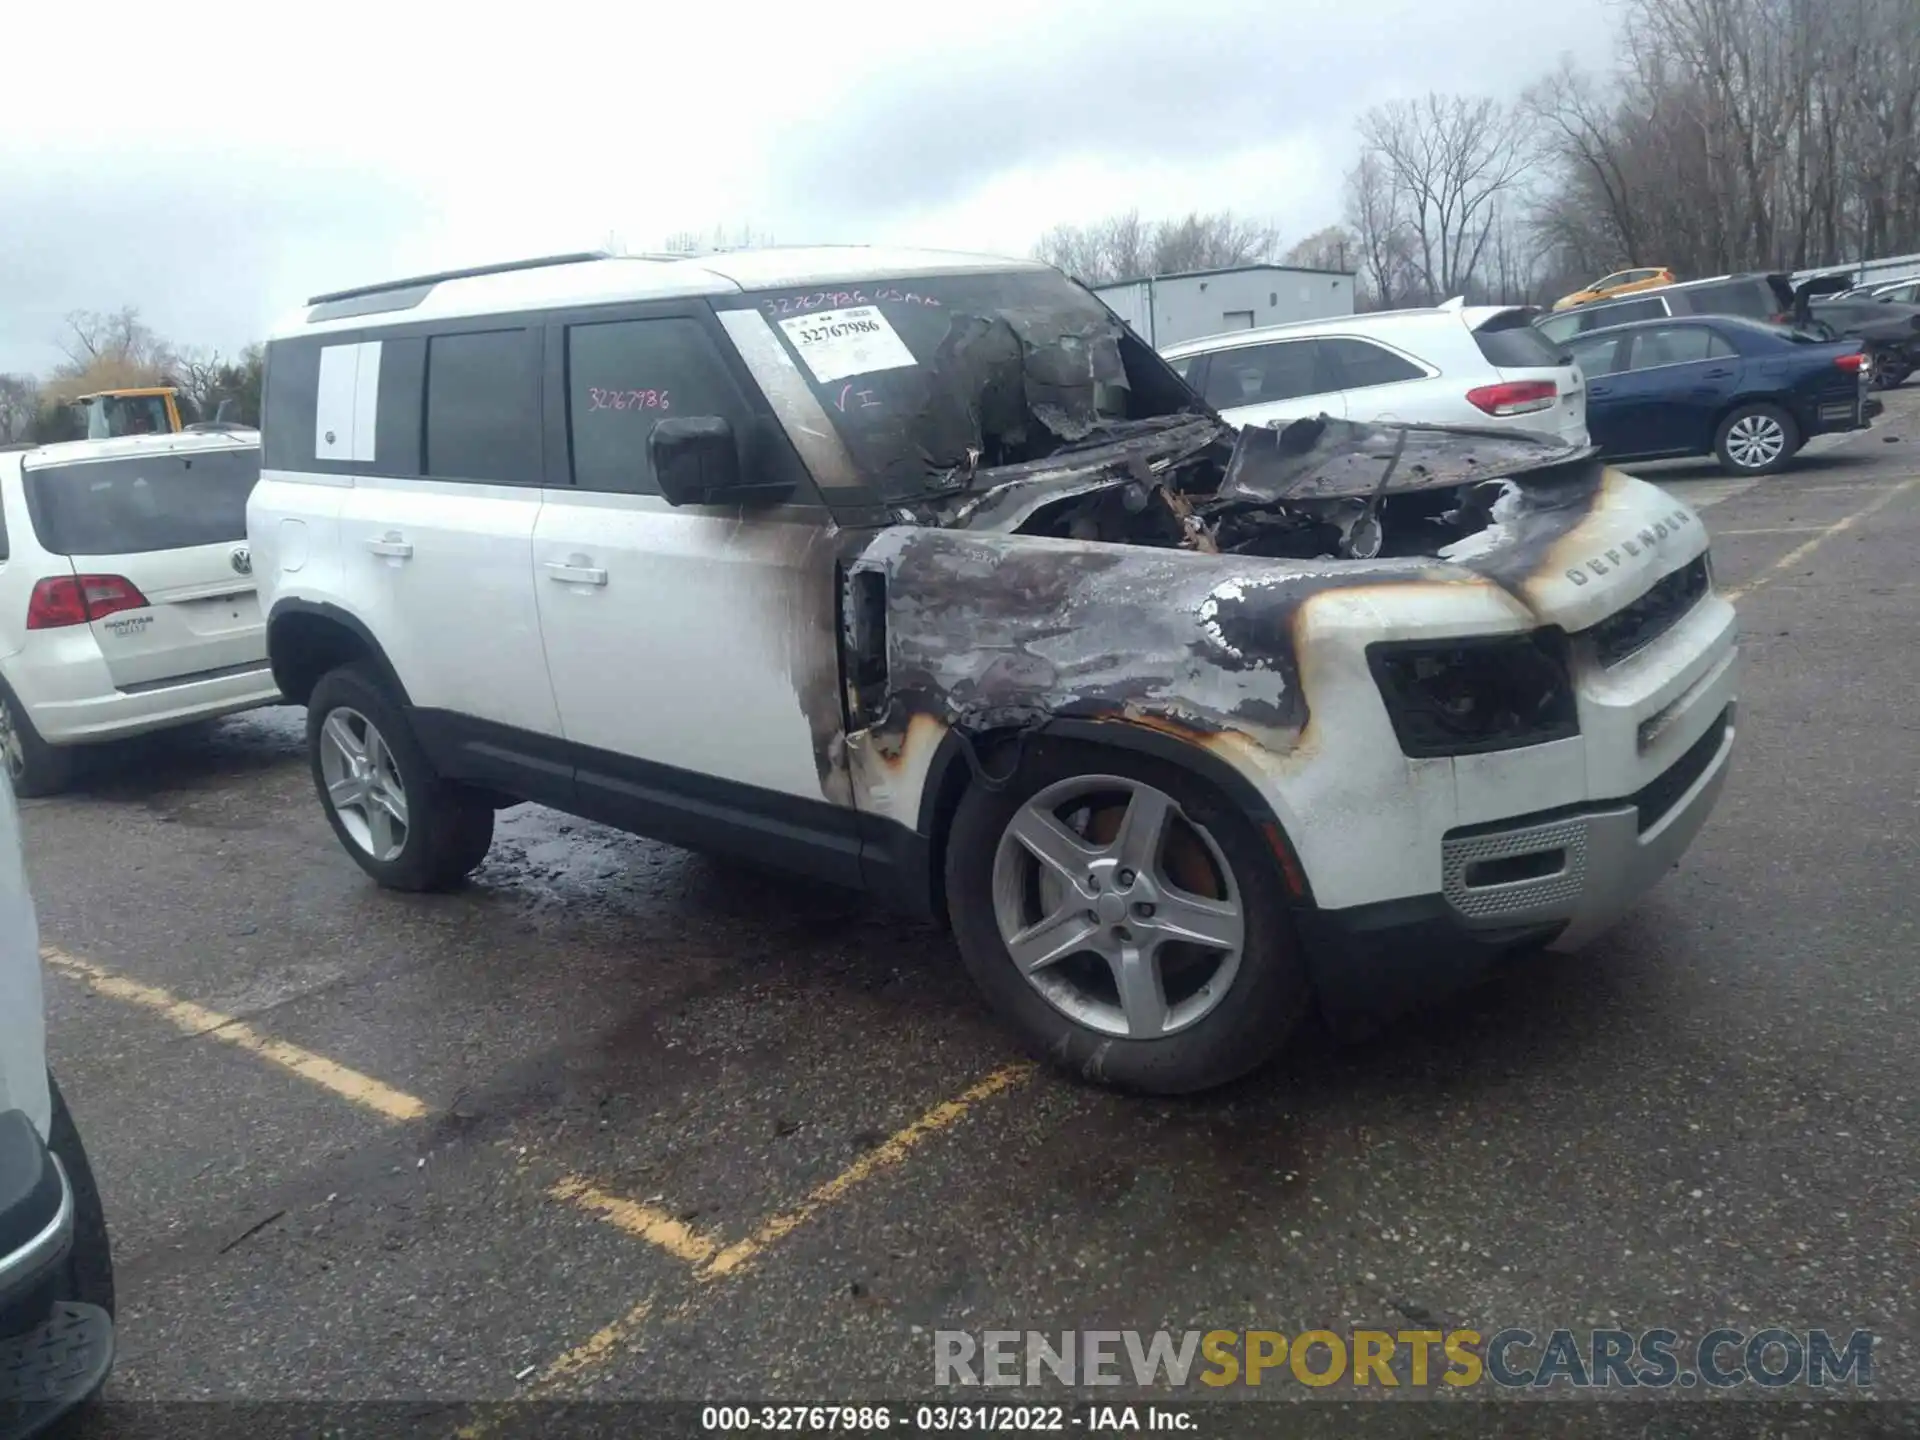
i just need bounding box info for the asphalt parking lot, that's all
[27,392,1920,1426]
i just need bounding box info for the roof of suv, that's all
[2,429,259,478]
[1160,304,1519,357]
[279,246,1049,339]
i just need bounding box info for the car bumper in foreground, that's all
[1305,704,1735,1025]
[0,1111,112,1440]
[26,662,280,746]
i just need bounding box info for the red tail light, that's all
[1466,379,1558,416]
[1833,352,1866,373]
[26,574,150,630]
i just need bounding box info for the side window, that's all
[1627,326,1717,370]
[1200,340,1329,408]
[424,329,538,484]
[567,317,755,494]
[1707,332,1738,358]
[1585,298,1666,332]
[1674,281,1769,319]
[1568,334,1627,377]
[1535,313,1580,345]
[262,334,424,476]
[1320,337,1425,390]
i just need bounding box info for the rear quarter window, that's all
[1473,321,1566,369]
[23,448,261,556]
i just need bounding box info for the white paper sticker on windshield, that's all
[776,306,918,385]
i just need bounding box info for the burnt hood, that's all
[1216,415,1594,504]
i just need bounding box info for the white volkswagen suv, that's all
[252,248,1736,1094]
[1161,304,1589,444]
[0,432,278,795]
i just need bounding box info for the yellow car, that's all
[1552,267,1677,311]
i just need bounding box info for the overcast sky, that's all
[0,0,1615,376]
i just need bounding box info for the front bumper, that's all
[1306,704,1734,1023]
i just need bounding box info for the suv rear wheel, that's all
[0,685,76,799]
[945,739,1309,1094]
[1713,402,1798,475]
[307,664,494,891]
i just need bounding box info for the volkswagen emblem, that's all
[230,546,252,576]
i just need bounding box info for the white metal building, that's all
[1093,264,1356,349]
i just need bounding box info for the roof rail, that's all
[306,251,613,306]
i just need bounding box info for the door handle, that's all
[1703,367,1735,379]
[544,561,608,586]
[366,535,413,559]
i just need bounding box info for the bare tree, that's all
[1034,209,1277,286]
[1282,225,1357,273]
[1359,93,1537,302]
[1526,0,1920,281]
[659,222,777,256]
[0,375,38,444]
[54,307,174,377]
[1344,153,1418,309]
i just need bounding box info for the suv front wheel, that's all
[945,740,1309,1094]
[307,664,494,891]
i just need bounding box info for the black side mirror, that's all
[649,416,762,507]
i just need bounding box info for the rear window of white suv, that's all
[23,448,260,556]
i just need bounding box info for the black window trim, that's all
[422,324,545,487]
[540,297,829,513]
[266,312,546,484]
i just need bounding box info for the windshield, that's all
[733,270,1202,500]
[24,446,260,556]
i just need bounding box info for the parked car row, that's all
[1164,262,1895,476]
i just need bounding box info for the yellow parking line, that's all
[50,941,1039,1398]
[1722,474,1919,603]
[703,1062,1033,1279]
[41,946,430,1124]
[548,1176,723,1267]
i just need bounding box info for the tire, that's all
[944,738,1309,1095]
[47,1073,113,1318]
[0,684,77,799]
[1713,402,1799,476]
[1872,350,1910,390]
[307,663,494,891]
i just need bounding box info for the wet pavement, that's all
[25,391,1920,1424]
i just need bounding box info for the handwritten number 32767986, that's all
[587,388,671,412]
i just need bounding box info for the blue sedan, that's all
[1563,315,1875,476]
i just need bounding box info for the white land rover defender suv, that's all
[251,248,1738,1094]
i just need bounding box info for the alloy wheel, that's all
[1725,413,1786,470]
[990,775,1245,1039]
[318,706,410,861]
